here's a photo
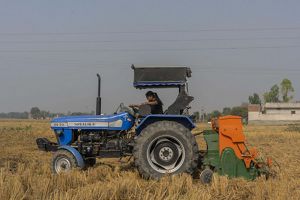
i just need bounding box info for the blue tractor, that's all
[37,65,199,179]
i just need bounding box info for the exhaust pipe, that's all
[96,74,101,115]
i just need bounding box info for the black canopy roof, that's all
[131,65,192,89]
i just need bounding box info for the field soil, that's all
[0,119,299,200]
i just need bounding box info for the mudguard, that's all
[136,114,195,135]
[58,145,85,169]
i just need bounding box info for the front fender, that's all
[58,145,85,169]
[136,115,195,135]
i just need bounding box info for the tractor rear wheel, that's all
[51,149,78,174]
[133,121,199,179]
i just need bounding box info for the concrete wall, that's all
[248,103,300,124]
[249,111,300,121]
[266,109,300,115]
[265,102,300,109]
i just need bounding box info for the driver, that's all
[130,91,163,114]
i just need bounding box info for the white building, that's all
[248,103,300,124]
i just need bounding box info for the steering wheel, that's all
[115,103,136,116]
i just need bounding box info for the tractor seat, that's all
[165,92,194,115]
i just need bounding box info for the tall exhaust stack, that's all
[96,74,101,115]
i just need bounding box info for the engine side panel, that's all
[51,113,134,145]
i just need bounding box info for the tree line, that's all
[0,112,29,119]
[193,104,248,122]
[249,78,294,104]
[0,107,95,119]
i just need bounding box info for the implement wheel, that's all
[200,168,214,184]
[133,121,199,179]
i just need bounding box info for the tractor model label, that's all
[51,120,124,128]
[51,122,110,128]
[68,122,109,127]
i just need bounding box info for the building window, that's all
[291,111,296,114]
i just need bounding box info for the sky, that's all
[0,0,300,114]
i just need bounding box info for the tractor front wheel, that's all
[51,149,79,174]
[133,121,199,179]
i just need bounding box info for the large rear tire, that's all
[133,121,199,179]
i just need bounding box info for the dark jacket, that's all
[150,102,163,114]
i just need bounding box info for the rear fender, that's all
[58,145,85,169]
[136,115,195,135]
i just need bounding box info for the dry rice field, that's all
[0,119,299,200]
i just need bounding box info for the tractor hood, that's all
[51,112,134,131]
